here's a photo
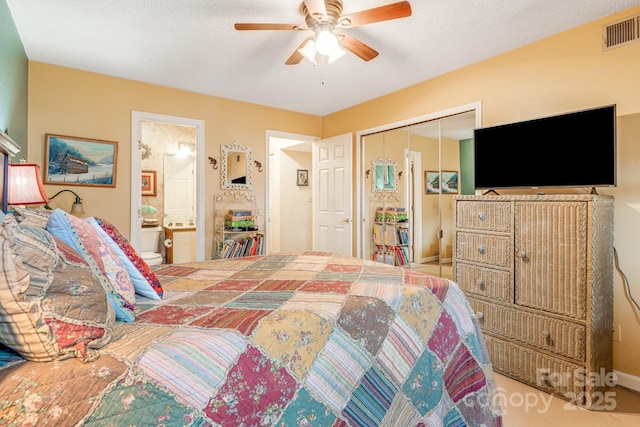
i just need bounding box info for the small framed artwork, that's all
[441,170,459,194]
[425,170,459,194]
[425,171,440,194]
[141,170,157,196]
[297,169,309,186]
[44,134,118,187]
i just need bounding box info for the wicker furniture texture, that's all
[453,194,614,408]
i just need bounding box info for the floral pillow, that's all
[88,216,163,299]
[0,215,114,362]
[46,209,136,322]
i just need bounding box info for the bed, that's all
[0,161,501,426]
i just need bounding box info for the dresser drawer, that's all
[455,232,511,268]
[455,262,510,302]
[483,335,586,405]
[456,201,511,232]
[469,298,585,361]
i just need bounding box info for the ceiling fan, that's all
[234,0,412,65]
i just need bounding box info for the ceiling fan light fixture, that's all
[298,39,317,63]
[325,42,346,63]
[298,30,346,65]
[315,30,338,55]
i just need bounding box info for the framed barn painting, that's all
[441,170,459,194]
[44,134,118,187]
[425,171,439,194]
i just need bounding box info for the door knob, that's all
[342,218,351,223]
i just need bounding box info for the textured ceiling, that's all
[6,0,638,116]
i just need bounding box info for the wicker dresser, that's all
[452,194,614,408]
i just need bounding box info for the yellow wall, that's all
[27,62,321,257]
[325,6,640,380]
[26,6,640,379]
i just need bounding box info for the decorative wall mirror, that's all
[372,158,397,192]
[221,141,252,190]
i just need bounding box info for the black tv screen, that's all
[473,105,617,190]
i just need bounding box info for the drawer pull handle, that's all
[478,213,486,221]
[476,279,485,289]
[475,311,484,320]
[542,331,550,339]
[519,251,527,259]
[478,246,486,254]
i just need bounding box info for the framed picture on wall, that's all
[441,170,459,194]
[425,171,440,194]
[297,169,309,186]
[44,134,118,187]
[141,170,157,196]
[425,170,459,194]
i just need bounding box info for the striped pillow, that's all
[0,215,114,362]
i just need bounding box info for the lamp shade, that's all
[8,164,49,205]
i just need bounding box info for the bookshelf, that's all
[213,192,264,259]
[371,206,409,267]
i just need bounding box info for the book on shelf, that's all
[394,246,409,266]
[225,215,255,221]
[224,219,255,228]
[224,225,259,232]
[385,207,408,222]
[372,223,384,245]
[396,228,409,245]
[383,224,397,245]
[217,234,264,259]
[227,209,252,217]
[374,207,385,222]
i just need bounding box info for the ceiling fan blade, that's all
[338,1,412,28]
[235,23,301,31]
[303,0,327,21]
[285,37,313,65]
[338,33,378,61]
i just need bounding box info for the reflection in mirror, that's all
[372,158,397,192]
[361,109,476,280]
[221,141,252,190]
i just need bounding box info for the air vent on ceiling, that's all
[603,14,639,51]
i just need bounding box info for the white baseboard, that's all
[614,370,640,392]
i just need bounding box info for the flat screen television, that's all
[473,105,616,191]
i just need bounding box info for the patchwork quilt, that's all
[0,252,501,426]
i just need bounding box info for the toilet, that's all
[140,226,163,266]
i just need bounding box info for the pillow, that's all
[87,216,163,299]
[12,206,52,228]
[0,215,114,362]
[46,209,136,322]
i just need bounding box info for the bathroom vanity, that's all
[164,225,197,264]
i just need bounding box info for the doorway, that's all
[130,111,205,261]
[266,131,317,254]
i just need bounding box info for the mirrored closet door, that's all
[360,109,477,279]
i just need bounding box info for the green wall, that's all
[0,0,28,159]
[459,138,474,194]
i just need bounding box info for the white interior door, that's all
[312,133,353,256]
[164,154,195,224]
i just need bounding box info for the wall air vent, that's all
[603,14,639,51]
